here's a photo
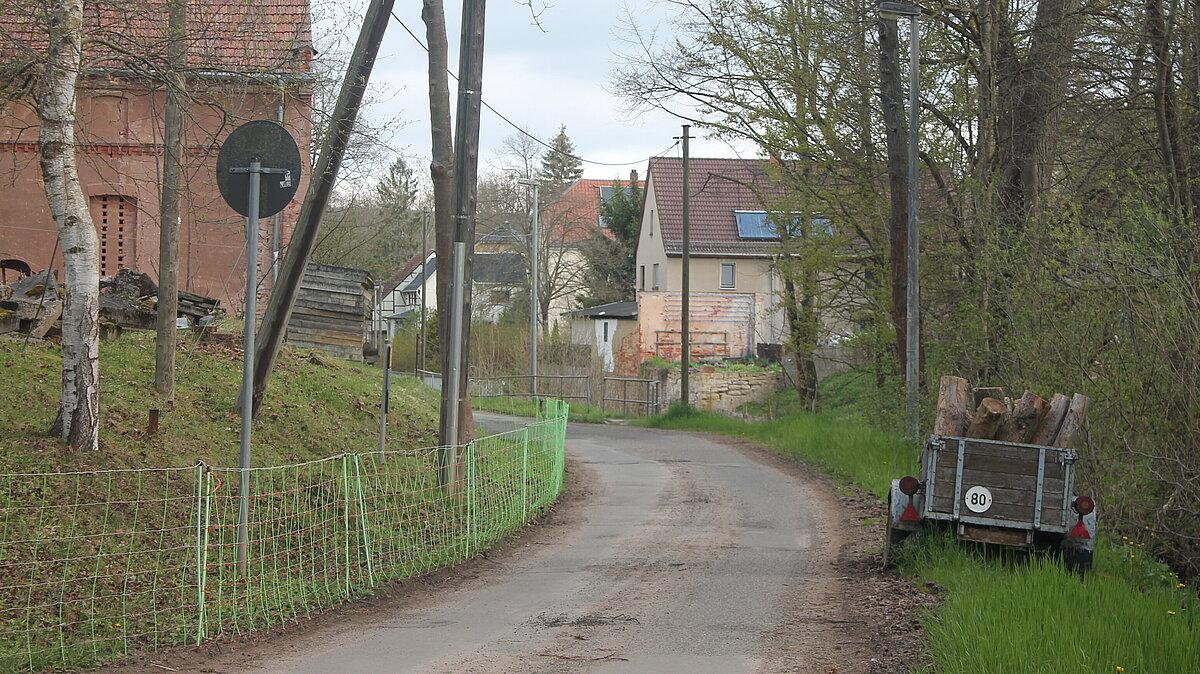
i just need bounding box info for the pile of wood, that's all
[934,375,1090,449]
[0,268,220,339]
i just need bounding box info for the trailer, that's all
[885,434,1098,572]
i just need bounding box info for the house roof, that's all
[647,157,788,257]
[543,177,644,244]
[382,251,435,296]
[570,300,637,319]
[473,252,526,285]
[0,0,313,75]
[477,226,526,246]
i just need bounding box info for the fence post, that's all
[194,462,207,644]
[341,455,351,598]
[522,427,529,521]
[353,454,375,587]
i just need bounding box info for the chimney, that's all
[629,169,639,185]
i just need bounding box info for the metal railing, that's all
[601,376,661,416]
[0,402,569,671]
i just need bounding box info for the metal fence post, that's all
[353,454,375,587]
[193,462,207,644]
[522,427,529,521]
[341,455,351,598]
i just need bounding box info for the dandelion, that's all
[1168,610,1177,616]
[1115,667,1125,672]
[1179,583,1187,589]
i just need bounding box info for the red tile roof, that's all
[543,177,644,244]
[647,157,788,257]
[0,0,312,75]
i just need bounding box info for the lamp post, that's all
[517,178,540,398]
[880,1,922,439]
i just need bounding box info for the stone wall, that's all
[652,366,784,415]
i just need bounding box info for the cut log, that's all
[997,390,1048,443]
[1030,393,1070,445]
[28,300,63,339]
[934,375,972,436]
[1053,393,1091,449]
[966,398,1008,439]
[973,387,1007,410]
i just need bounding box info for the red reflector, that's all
[900,503,920,523]
[1069,519,1091,539]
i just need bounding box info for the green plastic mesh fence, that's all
[0,400,568,671]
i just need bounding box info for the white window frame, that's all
[720,262,736,289]
[652,263,661,290]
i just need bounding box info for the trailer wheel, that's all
[1062,544,1093,574]
[883,495,911,569]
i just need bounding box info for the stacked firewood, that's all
[933,375,1090,449]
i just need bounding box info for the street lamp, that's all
[517,177,540,397]
[879,1,922,440]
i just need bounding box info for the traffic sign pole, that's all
[237,160,261,575]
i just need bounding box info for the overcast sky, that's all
[359,0,757,180]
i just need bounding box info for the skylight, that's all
[734,211,833,239]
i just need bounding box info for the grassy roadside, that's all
[641,379,1199,671]
[471,395,622,424]
[0,331,439,472]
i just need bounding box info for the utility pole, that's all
[881,2,922,438]
[518,178,539,398]
[272,103,284,284]
[419,210,429,372]
[247,0,398,417]
[441,0,488,487]
[154,0,185,397]
[679,124,692,407]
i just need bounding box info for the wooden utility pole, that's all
[247,0,398,415]
[680,124,691,407]
[440,0,487,473]
[419,209,429,371]
[154,0,186,397]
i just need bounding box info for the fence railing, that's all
[0,401,569,672]
[413,369,661,416]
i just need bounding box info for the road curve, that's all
[160,415,859,673]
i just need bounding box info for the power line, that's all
[389,11,678,168]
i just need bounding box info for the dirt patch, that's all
[98,456,597,674]
[718,438,938,673]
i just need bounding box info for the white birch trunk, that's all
[38,0,100,450]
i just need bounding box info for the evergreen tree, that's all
[538,125,584,201]
[579,178,643,306]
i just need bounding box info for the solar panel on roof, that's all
[734,211,833,239]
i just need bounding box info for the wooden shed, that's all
[286,263,374,361]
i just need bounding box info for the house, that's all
[0,0,314,310]
[635,157,796,364]
[535,172,645,326]
[567,300,639,373]
[373,250,526,327]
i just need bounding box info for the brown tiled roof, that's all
[543,177,644,244]
[647,157,788,257]
[0,0,312,75]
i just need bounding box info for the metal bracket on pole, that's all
[443,241,468,489]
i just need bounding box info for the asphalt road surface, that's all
[152,415,863,673]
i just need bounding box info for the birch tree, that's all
[37,0,100,449]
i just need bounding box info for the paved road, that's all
[170,416,853,673]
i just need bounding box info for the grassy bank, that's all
[472,395,622,424]
[644,376,1199,671]
[0,331,439,472]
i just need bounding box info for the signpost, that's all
[216,120,301,573]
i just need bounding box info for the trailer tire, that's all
[1062,545,1093,574]
[883,495,911,569]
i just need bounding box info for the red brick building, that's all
[0,1,314,309]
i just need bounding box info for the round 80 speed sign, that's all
[964,486,993,513]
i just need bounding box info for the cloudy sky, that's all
[355,0,757,180]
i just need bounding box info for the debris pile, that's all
[0,268,220,340]
[933,375,1090,448]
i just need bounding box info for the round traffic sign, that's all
[964,486,993,513]
[216,120,302,218]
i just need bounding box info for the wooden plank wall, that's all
[929,439,1069,528]
[286,263,373,361]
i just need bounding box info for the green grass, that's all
[899,534,1199,672]
[639,402,914,499]
[0,330,440,472]
[643,374,1200,672]
[471,396,625,424]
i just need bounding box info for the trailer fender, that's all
[889,479,924,533]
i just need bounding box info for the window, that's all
[89,195,137,277]
[720,263,736,289]
[652,263,661,290]
[649,210,655,237]
[639,265,646,290]
[602,321,610,341]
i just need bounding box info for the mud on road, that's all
[110,418,930,673]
